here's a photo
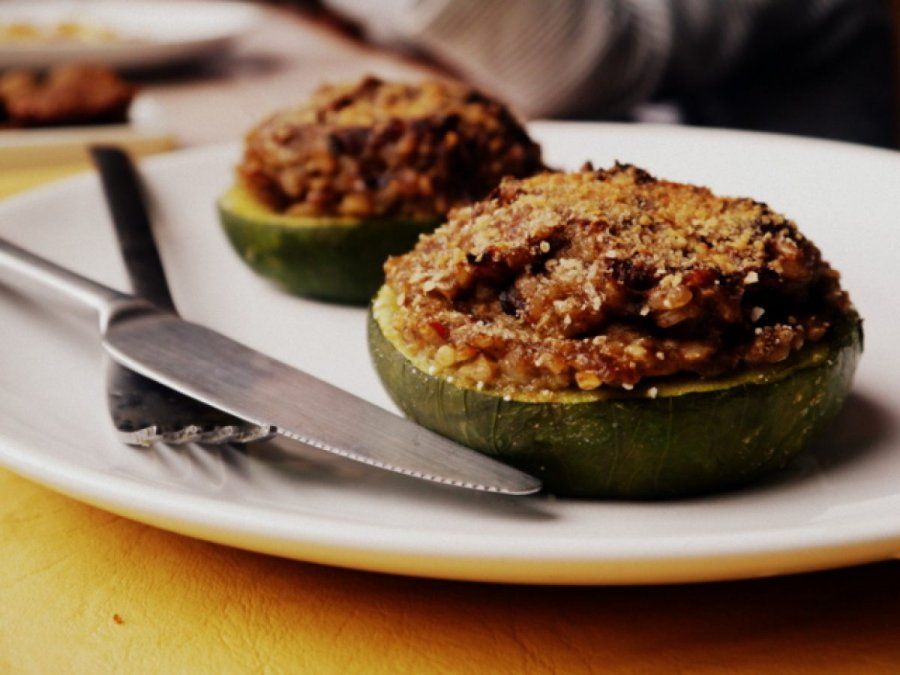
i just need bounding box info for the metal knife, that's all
[0,233,542,495]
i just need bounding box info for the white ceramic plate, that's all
[0,1,260,70]
[0,94,172,170]
[0,122,898,585]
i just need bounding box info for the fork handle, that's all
[0,235,127,316]
[91,146,177,312]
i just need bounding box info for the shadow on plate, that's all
[125,391,894,518]
[235,436,558,522]
[0,281,99,350]
[129,51,286,85]
[808,392,897,469]
[714,391,897,499]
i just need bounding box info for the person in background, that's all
[322,0,898,147]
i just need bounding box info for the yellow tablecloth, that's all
[0,164,92,200]
[2,169,899,673]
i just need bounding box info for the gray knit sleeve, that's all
[326,0,880,118]
[385,0,673,117]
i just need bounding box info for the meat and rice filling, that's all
[238,76,544,220]
[382,164,851,392]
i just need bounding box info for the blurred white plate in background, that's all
[0,94,174,169]
[0,0,260,70]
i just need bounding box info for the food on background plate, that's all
[218,76,544,303]
[0,21,121,46]
[369,164,862,498]
[0,63,135,128]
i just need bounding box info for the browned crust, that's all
[237,76,544,219]
[384,164,851,391]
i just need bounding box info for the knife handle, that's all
[0,234,128,315]
[90,146,176,312]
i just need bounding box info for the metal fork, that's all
[91,146,273,446]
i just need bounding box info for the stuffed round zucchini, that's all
[369,165,862,498]
[219,76,544,303]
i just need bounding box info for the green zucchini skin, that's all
[217,186,439,304]
[368,294,862,499]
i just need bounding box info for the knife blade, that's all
[103,308,542,495]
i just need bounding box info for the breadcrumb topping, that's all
[384,164,851,391]
[237,76,543,219]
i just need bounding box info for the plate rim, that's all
[3,435,900,585]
